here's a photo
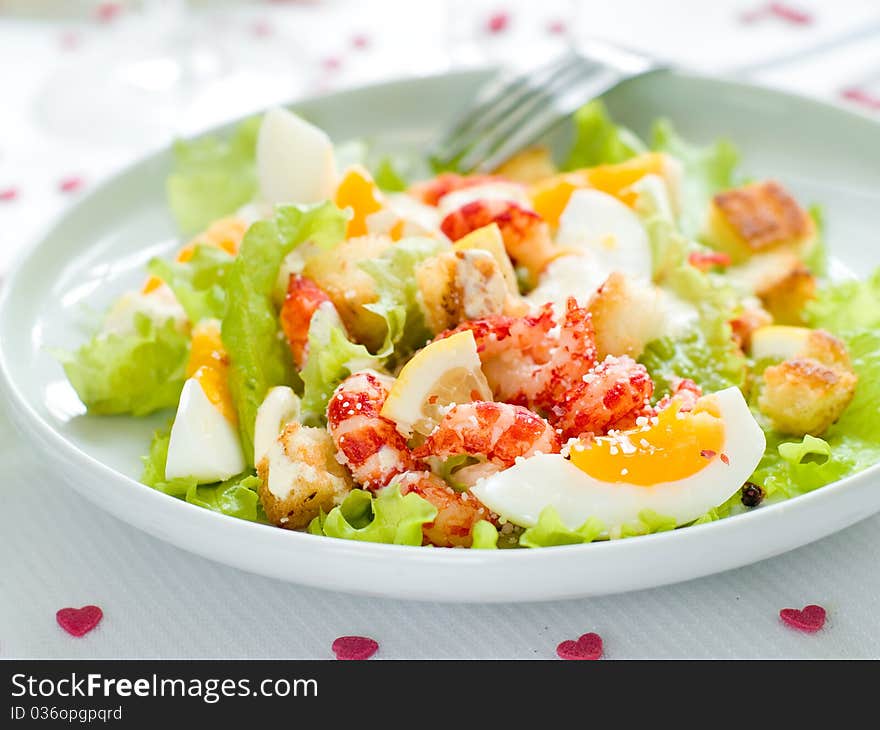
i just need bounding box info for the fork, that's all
[429,40,666,174]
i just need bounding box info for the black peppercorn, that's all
[741,481,765,508]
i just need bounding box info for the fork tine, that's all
[430,51,581,168]
[473,66,627,173]
[455,57,597,172]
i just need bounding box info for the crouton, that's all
[493,146,558,185]
[417,249,508,333]
[759,264,817,325]
[706,181,815,263]
[587,272,666,359]
[303,234,392,351]
[257,423,353,530]
[759,358,857,436]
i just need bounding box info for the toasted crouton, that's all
[759,358,857,436]
[706,181,815,263]
[759,264,817,325]
[257,423,353,530]
[417,249,508,333]
[587,272,666,359]
[493,146,558,185]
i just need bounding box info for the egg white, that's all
[165,378,246,484]
[257,108,337,205]
[556,188,653,281]
[471,387,766,532]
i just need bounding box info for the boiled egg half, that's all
[471,386,765,533]
[165,320,245,483]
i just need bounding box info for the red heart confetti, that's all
[95,3,123,24]
[0,188,18,202]
[332,635,379,661]
[841,87,880,111]
[547,20,567,35]
[59,176,85,194]
[56,606,103,638]
[252,20,273,38]
[780,604,826,633]
[322,56,342,72]
[351,34,370,50]
[556,632,603,660]
[486,12,510,34]
[59,31,82,51]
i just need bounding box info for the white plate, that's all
[2,70,879,602]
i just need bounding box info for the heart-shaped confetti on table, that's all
[56,605,103,638]
[59,176,85,194]
[556,632,603,660]
[779,604,826,633]
[332,635,379,661]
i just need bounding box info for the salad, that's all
[59,101,880,550]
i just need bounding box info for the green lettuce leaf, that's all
[471,520,499,549]
[141,424,194,497]
[563,100,646,170]
[373,157,409,192]
[803,205,827,276]
[807,268,880,332]
[651,119,739,237]
[222,202,349,464]
[141,426,264,521]
[640,307,746,396]
[58,313,189,416]
[519,507,605,548]
[360,236,447,357]
[167,117,261,235]
[309,485,437,546]
[300,304,384,422]
[147,244,234,323]
[616,509,677,538]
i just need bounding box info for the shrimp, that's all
[409,173,505,206]
[393,471,491,548]
[280,274,332,369]
[550,355,655,440]
[441,297,598,413]
[327,370,417,490]
[413,402,560,477]
[655,378,702,414]
[439,199,559,280]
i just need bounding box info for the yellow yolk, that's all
[569,398,725,486]
[186,321,236,423]
[530,153,667,226]
[142,216,247,294]
[334,165,383,238]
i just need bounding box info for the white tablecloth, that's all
[2,0,880,659]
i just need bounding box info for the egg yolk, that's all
[529,153,667,226]
[569,398,725,486]
[186,321,237,423]
[334,165,384,238]
[142,216,247,294]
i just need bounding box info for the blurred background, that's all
[1,0,879,272]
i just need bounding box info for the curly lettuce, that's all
[57,313,189,416]
[651,118,739,238]
[360,236,447,358]
[141,426,264,521]
[563,100,646,170]
[519,507,605,548]
[308,485,437,546]
[222,202,349,465]
[167,117,261,235]
[748,273,880,498]
[147,244,233,323]
[300,304,383,422]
